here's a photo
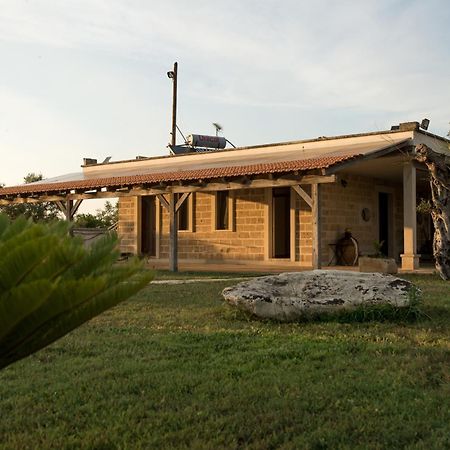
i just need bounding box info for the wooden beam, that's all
[290,188,296,262]
[157,194,170,211]
[54,198,81,230]
[0,195,68,205]
[291,185,312,207]
[0,175,337,205]
[165,174,336,193]
[55,201,67,215]
[312,183,321,269]
[169,192,178,272]
[175,192,190,213]
[65,199,74,221]
[71,199,83,217]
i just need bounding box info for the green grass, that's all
[0,274,449,449]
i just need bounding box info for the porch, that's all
[142,258,436,275]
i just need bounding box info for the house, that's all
[1,121,448,272]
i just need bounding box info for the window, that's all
[178,195,189,231]
[176,193,193,232]
[215,191,231,230]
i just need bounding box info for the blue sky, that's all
[0,0,449,212]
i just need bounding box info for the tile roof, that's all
[0,154,356,196]
[0,134,412,198]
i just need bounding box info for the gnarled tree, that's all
[415,144,450,280]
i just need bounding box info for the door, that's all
[272,188,291,258]
[141,196,156,256]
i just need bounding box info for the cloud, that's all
[0,0,448,143]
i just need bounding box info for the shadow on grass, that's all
[152,269,271,280]
[223,294,442,326]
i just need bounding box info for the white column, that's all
[401,162,420,270]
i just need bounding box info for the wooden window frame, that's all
[177,193,195,233]
[212,191,235,231]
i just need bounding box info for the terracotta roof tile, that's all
[0,154,358,197]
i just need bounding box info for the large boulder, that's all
[222,270,415,321]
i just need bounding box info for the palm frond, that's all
[0,214,153,370]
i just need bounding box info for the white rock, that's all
[222,270,415,321]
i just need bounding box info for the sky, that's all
[0,0,449,212]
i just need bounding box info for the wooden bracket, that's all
[291,185,312,207]
[157,194,170,211]
[175,192,190,213]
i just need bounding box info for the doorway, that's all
[141,196,156,256]
[378,192,392,257]
[272,187,291,258]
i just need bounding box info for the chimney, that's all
[398,122,420,131]
[83,158,97,166]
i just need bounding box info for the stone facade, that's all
[118,174,405,268]
[320,174,403,266]
[118,197,138,254]
[160,190,266,261]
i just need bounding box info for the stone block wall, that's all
[118,197,138,254]
[118,175,404,266]
[159,189,266,261]
[295,189,313,266]
[320,174,403,265]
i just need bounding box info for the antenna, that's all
[212,122,223,137]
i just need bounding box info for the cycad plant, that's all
[0,214,153,370]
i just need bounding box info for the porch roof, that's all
[0,133,410,199]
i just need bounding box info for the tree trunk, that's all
[415,144,450,280]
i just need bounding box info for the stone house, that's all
[0,122,448,272]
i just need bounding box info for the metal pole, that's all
[171,62,178,147]
[167,62,179,271]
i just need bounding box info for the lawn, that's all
[0,273,449,449]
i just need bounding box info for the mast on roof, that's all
[167,62,178,147]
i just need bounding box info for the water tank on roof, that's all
[186,134,227,149]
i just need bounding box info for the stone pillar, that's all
[401,162,420,270]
